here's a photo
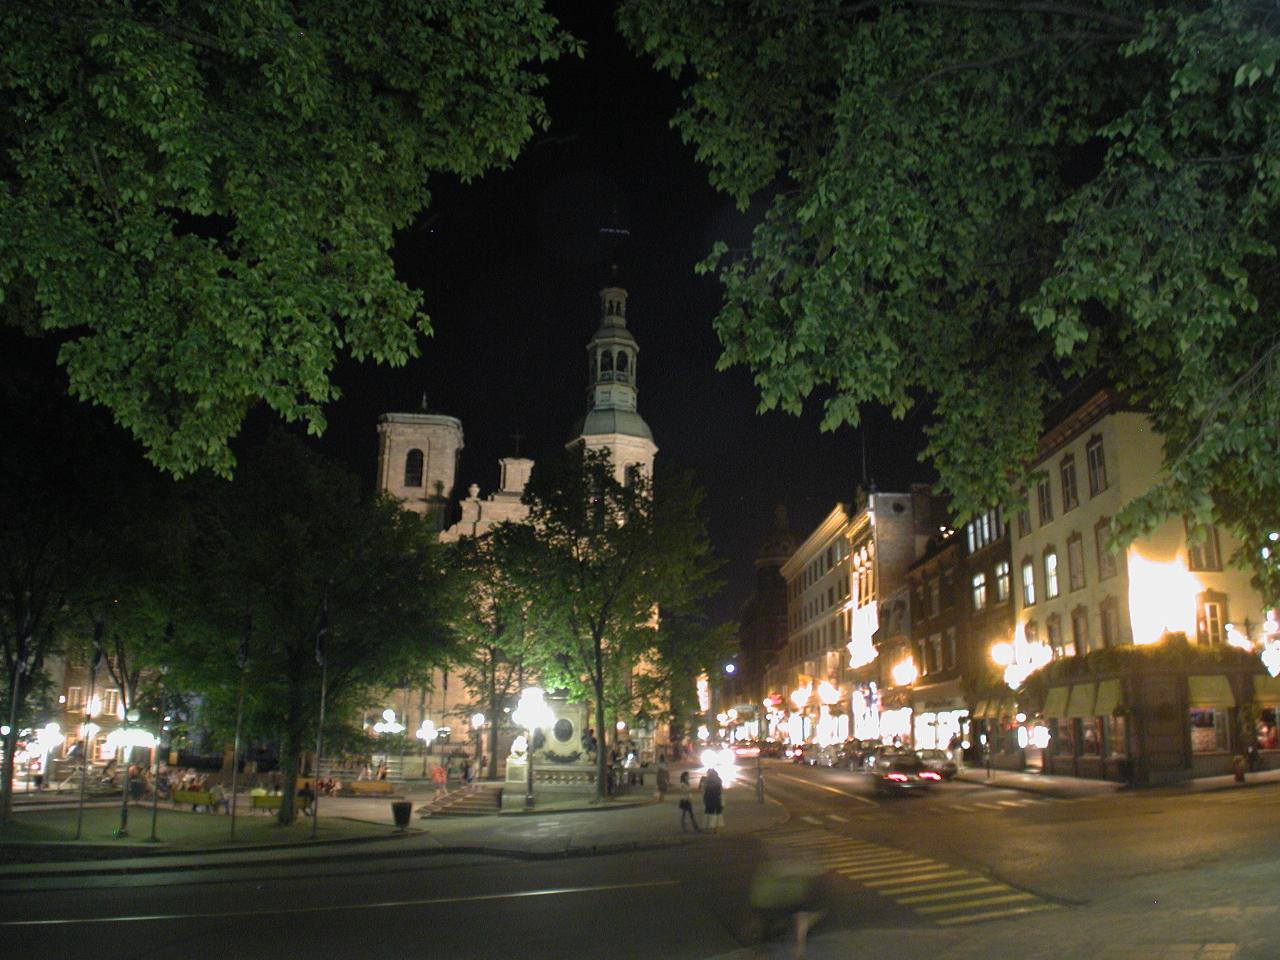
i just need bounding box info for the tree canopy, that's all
[180,429,457,823]
[0,0,576,478]
[619,0,1280,598]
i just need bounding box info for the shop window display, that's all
[1080,718,1102,756]
[1255,708,1278,749]
[1105,716,1128,757]
[1052,719,1076,756]
[1189,708,1230,753]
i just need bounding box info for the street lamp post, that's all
[310,604,329,841]
[511,688,553,809]
[416,719,436,777]
[229,615,249,841]
[74,623,103,841]
[470,713,485,781]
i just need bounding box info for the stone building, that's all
[375,276,663,775]
[1011,387,1270,783]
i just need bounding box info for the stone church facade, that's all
[374,279,660,775]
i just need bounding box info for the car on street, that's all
[858,743,902,770]
[915,748,958,780]
[871,754,941,795]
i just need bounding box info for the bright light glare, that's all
[990,642,1014,667]
[1128,551,1201,645]
[890,658,918,686]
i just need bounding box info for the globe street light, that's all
[511,687,554,809]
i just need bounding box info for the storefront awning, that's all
[972,700,990,719]
[1065,683,1097,718]
[1093,678,1124,716]
[1188,674,1236,708]
[1253,674,1280,704]
[1042,685,1070,719]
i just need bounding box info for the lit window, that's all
[102,689,120,717]
[1060,456,1079,513]
[1044,550,1060,599]
[971,573,987,611]
[1197,592,1228,646]
[995,561,1011,602]
[1021,559,1037,606]
[1086,436,1108,496]
[66,686,83,711]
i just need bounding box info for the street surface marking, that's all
[827,813,850,822]
[763,826,1062,926]
[802,815,823,824]
[996,799,1024,807]
[898,884,1009,904]
[916,892,1036,914]
[774,772,877,805]
[934,902,1060,925]
[0,879,680,927]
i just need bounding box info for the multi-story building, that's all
[774,504,853,744]
[1012,387,1269,783]
[884,508,1015,755]
[766,486,943,746]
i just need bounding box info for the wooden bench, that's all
[172,789,220,812]
[343,779,394,796]
[250,794,284,813]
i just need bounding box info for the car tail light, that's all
[920,771,941,781]
[886,772,908,782]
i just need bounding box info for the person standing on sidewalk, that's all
[678,771,701,832]
[702,767,724,832]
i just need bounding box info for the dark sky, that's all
[315,5,931,623]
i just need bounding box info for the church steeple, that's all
[586,280,639,414]
[570,275,657,483]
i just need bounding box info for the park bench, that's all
[172,789,220,812]
[250,794,284,813]
[343,779,394,796]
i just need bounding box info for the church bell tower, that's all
[570,276,657,484]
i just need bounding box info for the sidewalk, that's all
[955,762,1280,799]
[0,773,788,883]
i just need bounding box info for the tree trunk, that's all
[594,630,608,801]
[1,671,27,824]
[277,722,301,825]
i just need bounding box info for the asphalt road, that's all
[3,762,1280,959]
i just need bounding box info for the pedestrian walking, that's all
[702,767,724,833]
[678,771,701,833]
[431,763,447,799]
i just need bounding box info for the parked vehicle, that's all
[834,739,865,769]
[871,754,941,795]
[915,748,958,780]
[859,743,903,770]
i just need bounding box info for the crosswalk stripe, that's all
[878,876,992,895]
[862,869,971,889]
[897,884,1009,904]
[839,855,921,870]
[915,892,1036,914]
[801,815,822,825]
[934,902,1059,925]
[996,800,1024,807]
[827,814,850,822]
[836,860,939,879]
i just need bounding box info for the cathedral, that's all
[372,278,659,774]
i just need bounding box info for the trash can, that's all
[391,800,413,830]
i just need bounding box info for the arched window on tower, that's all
[403,448,424,487]
[600,350,614,372]
[616,351,629,374]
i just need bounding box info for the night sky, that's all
[314,4,932,623]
